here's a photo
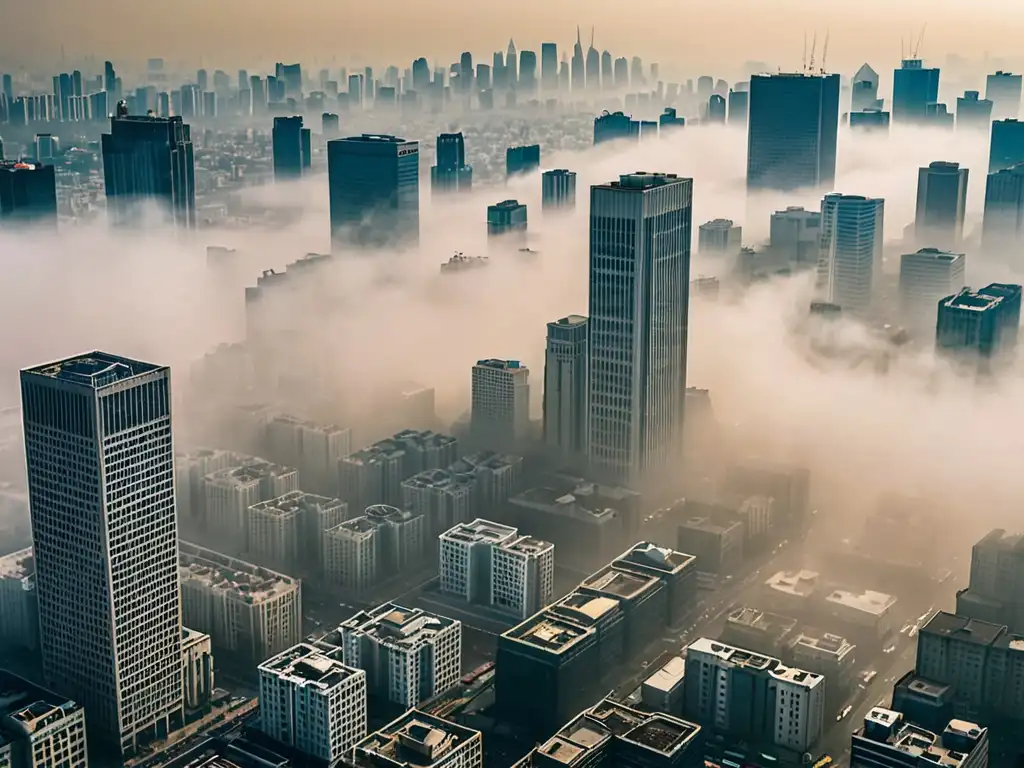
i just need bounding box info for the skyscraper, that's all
[327,134,419,249]
[986,71,1022,120]
[937,284,1022,365]
[544,315,588,458]
[471,359,530,450]
[898,248,966,332]
[851,63,880,111]
[459,52,474,91]
[746,73,840,191]
[586,29,601,90]
[101,107,196,229]
[506,39,518,87]
[982,164,1024,254]
[588,173,692,487]
[989,119,1024,173]
[21,352,184,756]
[519,51,538,93]
[728,87,749,126]
[892,59,940,123]
[915,161,969,250]
[506,144,540,177]
[541,43,558,91]
[0,161,57,228]
[541,169,577,211]
[816,194,885,314]
[272,116,311,181]
[571,29,585,92]
[431,132,473,193]
[956,91,993,130]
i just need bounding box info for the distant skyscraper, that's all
[631,57,645,87]
[849,109,890,130]
[728,87,749,126]
[706,94,726,123]
[21,352,184,756]
[986,71,1023,120]
[816,193,885,314]
[471,359,530,449]
[412,58,430,92]
[594,111,639,144]
[541,43,558,91]
[272,116,311,181]
[601,51,613,87]
[459,52,474,91]
[982,164,1024,254]
[892,59,940,123]
[519,50,538,92]
[506,39,518,87]
[613,57,628,89]
[104,60,117,95]
[0,160,57,228]
[571,29,585,91]
[989,119,1024,173]
[101,110,196,229]
[915,161,969,250]
[747,73,840,191]
[588,173,692,487]
[327,134,419,249]
[770,206,821,267]
[476,63,492,92]
[698,219,742,255]
[541,169,577,211]
[322,112,339,138]
[956,91,992,130]
[851,63,880,111]
[506,144,540,177]
[937,284,1022,365]
[431,132,472,193]
[586,29,601,90]
[544,315,588,458]
[898,248,966,332]
[487,199,528,240]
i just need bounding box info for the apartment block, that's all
[351,709,482,768]
[0,671,88,768]
[204,460,299,542]
[266,414,352,496]
[247,491,346,574]
[322,504,427,591]
[181,628,214,713]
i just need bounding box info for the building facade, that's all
[543,315,588,459]
[541,169,577,211]
[0,162,57,228]
[915,161,969,251]
[898,248,966,332]
[0,671,88,768]
[470,359,530,450]
[816,193,885,315]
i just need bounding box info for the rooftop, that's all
[700,218,736,229]
[582,565,660,601]
[440,518,518,546]
[259,642,363,691]
[352,709,479,767]
[179,542,299,603]
[686,637,777,671]
[921,611,1007,646]
[340,133,412,144]
[474,358,527,371]
[248,490,342,518]
[512,486,620,523]
[328,517,377,538]
[826,588,896,616]
[543,169,576,177]
[551,591,621,624]
[790,630,855,659]
[23,351,162,388]
[599,172,690,190]
[897,672,952,700]
[680,515,742,535]
[643,656,685,693]
[616,542,696,575]
[0,547,34,581]
[339,602,458,651]
[0,671,82,738]
[906,248,964,262]
[501,535,555,557]
[942,288,1003,313]
[206,461,296,488]
[504,609,596,654]
[726,606,798,634]
[489,199,525,211]
[451,450,522,474]
[551,314,588,327]
[402,468,476,494]
[765,569,819,598]
[858,708,987,768]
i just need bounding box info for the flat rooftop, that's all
[791,631,855,658]
[826,588,896,616]
[942,288,1002,313]
[501,535,554,557]
[616,542,696,575]
[504,609,596,654]
[582,565,660,601]
[451,450,522,473]
[727,606,798,634]
[249,490,342,518]
[770,665,823,688]
[0,547,34,580]
[512,486,619,523]
[765,569,819,598]
[346,441,406,465]
[403,468,476,493]
[859,708,987,768]
[23,351,162,388]
[643,656,685,693]
[552,591,621,625]
[392,429,458,450]
[588,698,700,757]
[259,642,363,691]
[686,637,777,671]
[598,172,690,190]
[441,518,518,546]
[899,673,952,699]
[179,541,299,602]
[328,517,377,537]
[340,602,458,651]
[474,358,527,371]
[352,709,479,767]
[921,611,1007,647]
[206,461,295,488]
[0,671,82,737]
[681,515,742,535]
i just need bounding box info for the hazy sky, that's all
[4,0,1024,79]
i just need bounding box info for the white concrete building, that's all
[351,709,483,768]
[0,548,36,653]
[322,504,427,591]
[181,627,215,712]
[258,642,367,763]
[543,315,589,458]
[899,248,966,331]
[470,359,530,450]
[0,671,89,768]
[179,542,302,664]
[824,588,897,639]
[762,569,820,614]
[266,414,352,497]
[247,491,346,574]
[771,664,826,752]
[338,603,462,709]
[402,468,477,538]
[439,519,518,602]
[204,460,299,543]
[175,448,240,521]
[491,535,555,619]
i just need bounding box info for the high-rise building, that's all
[746,73,840,191]
[588,173,692,487]
[986,71,1022,120]
[957,529,1024,634]
[321,112,339,137]
[272,116,311,181]
[351,710,482,768]
[937,283,1022,365]
[571,28,585,91]
[893,59,940,123]
[327,134,419,249]
[982,164,1024,253]
[101,110,196,229]
[586,31,601,90]
[770,205,822,267]
[816,193,885,315]
[323,504,427,591]
[613,57,628,88]
[706,94,726,123]
[458,52,474,91]
[543,315,588,458]
[247,491,347,574]
[850,108,891,130]
[698,218,742,255]
[989,119,1024,173]
[594,111,639,144]
[915,161,969,250]
[519,50,538,92]
[21,353,184,755]
[957,91,993,130]
[0,671,89,768]
[486,199,528,240]
[851,707,988,768]
[851,63,881,111]
[0,548,37,654]
[506,144,540,177]
[541,43,558,91]
[258,641,367,762]
[471,359,530,449]
[431,132,472,193]
[728,87,749,126]
[899,248,966,332]
[0,161,57,228]
[541,168,576,211]
[506,39,518,87]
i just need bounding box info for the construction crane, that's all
[808,33,818,73]
[820,30,830,73]
[911,24,927,59]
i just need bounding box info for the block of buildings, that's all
[179,542,302,665]
[512,696,704,768]
[335,603,461,708]
[891,672,956,734]
[204,460,299,542]
[181,627,215,713]
[350,709,482,768]
[720,606,798,658]
[451,450,523,510]
[258,641,367,763]
[850,708,987,768]
[175,448,242,520]
[612,542,697,627]
[247,491,346,574]
[0,548,36,653]
[402,468,477,538]
[787,630,856,694]
[956,528,1024,634]
[266,414,352,496]
[725,462,810,530]
[0,671,88,768]
[823,588,896,641]
[641,656,687,715]
[323,504,427,591]
[683,637,825,753]
[439,518,555,620]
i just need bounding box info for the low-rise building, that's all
[181,627,215,712]
[824,588,896,641]
[762,569,819,614]
[720,606,798,658]
[787,630,856,692]
[0,548,36,653]
[0,670,88,768]
[850,708,988,768]
[322,504,427,591]
[642,655,687,715]
[350,709,482,768]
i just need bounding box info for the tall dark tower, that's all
[586,29,601,90]
[0,161,58,228]
[431,132,473,193]
[506,39,518,88]
[541,43,558,91]
[892,59,940,123]
[272,116,311,181]
[101,105,196,229]
[571,28,585,92]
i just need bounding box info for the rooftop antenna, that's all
[591,26,595,50]
[820,30,830,73]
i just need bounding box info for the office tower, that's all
[850,109,891,130]
[698,218,742,255]
[986,71,1022,120]
[323,504,427,590]
[195,68,208,93]
[505,39,518,86]
[272,116,311,181]
[566,30,583,92]
[937,283,1022,364]
[851,708,988,768]
[338,602,461,708]
[594,111,639,144]
[706,94,726,123]
[327,134,419,249]
[506,143,540,177]
[471,359,530,449]
[519,50,538,92]
[893,59,940,123]
[2,73,12,101]
[201,91,216,118]
[816,194,885,314]
[0,161,57,228]
[957,530,1024,633]
[179,542,302,664]
[770,206,821,267]
[351,710,482,768]
[431,132,473,194]
[459,51,474,91]
[102,109,196,229]
[559,58,570,91]
[989,119,1024,173]
[274,62,302,99]
[439,519,554,619]
[0,671,89,768]
[613,56,628,88]
[588,173,691,487]
[915,161,969,250]
[21,353,184,756]
[541,168,576,211]
[957,91,993,130]
[683,638,825,752]
[631,57,645,86]
[982,164,1024,253]
[899,248,966,331]
[728,87,749,126]
[747,73,840,191]
[486,199,528,241]
[0,548,37,654]
[412,58,430,91]
[851,63,880,111]
[540,43,558,91]
[321,111,339,138]
[258,642,367,762]
[543,315,588,458]
[586,30,600,90]
[475,63,492,92]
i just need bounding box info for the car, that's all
[862,670,877,684]
[883,644,896,653]
[836,705,852,721]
